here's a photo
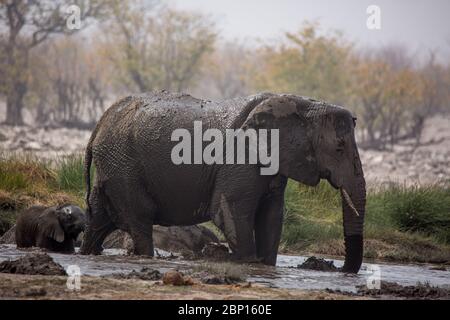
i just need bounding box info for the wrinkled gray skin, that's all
[16,205,86,253]
[80,91,366,273]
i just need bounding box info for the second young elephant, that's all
[16,204,86,253]
[81,91,366,273]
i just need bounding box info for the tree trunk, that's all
[4,81,27,126]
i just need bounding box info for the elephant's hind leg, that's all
[80,185,116,255]
[103,177,157,256]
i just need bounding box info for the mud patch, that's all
[327,281,450,299]
[200,274,243,285]
[110,267,162,281]
[0,253,66,276]
[356,281,450,299]
[297,256,339,272]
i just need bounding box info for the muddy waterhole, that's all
[1,244,448,293]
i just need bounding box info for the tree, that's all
[103,1,217,93]
[201,41,254,99]
[253,22,353,105]
[27,35,112,128]
[0,0,107,125]
[351,48,436,149]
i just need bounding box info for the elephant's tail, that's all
[84,125,99,215]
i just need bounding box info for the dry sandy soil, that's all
[1,115,449,185]
[0,273,358,300]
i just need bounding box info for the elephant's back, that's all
[90,92,207,179]
[15,206,45,247]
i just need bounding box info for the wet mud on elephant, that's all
[80,91,366,273]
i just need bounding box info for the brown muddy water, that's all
[0,244,449,293]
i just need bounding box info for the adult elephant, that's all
[80,91,366,273]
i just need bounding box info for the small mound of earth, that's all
[356,281,450,299]
[297,256,339,272]
[201,243,230,260]
[0,253,67,276]
[110,267,162,281]
[162,270,194,286]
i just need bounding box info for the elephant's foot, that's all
[130,229,155,256]
[231,254,263,264]
[80,223,116,255]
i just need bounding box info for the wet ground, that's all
[1,244,448,296]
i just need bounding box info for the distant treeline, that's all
[1,0,449,149]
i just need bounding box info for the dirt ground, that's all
[0,272,361,300]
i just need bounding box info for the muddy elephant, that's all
[81,91,366,273]
[16,204,86,253]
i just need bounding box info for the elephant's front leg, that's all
[212,192,260,263]
[255,176,287,265]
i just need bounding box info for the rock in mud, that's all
[162,271,193,286]
[201,242,230,260]
[103,225,220,254]
[154,225,219,253]
[297,256,339,272]
[0,253,67,276]
[356,281,450,299]
[111,267,162,281]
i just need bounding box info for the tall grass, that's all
[368,184,450,244]
[0,154,53,191]
[54,154,86,194]
[283,181,342,248]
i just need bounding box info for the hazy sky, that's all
[171,0,450,59]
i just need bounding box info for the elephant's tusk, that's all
[341,188,360,217]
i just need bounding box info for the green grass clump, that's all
[0,155,53,191]
[54,154,85,195]
[368,184,450,244]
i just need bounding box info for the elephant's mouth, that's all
[319,169,340,190]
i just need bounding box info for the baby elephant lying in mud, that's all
[15,204,86,253]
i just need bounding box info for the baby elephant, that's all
[15,204,86,253]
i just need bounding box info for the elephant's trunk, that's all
[340,158,366,273]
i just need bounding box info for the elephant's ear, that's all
[241,96,320,185]
[38,208,65,243]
